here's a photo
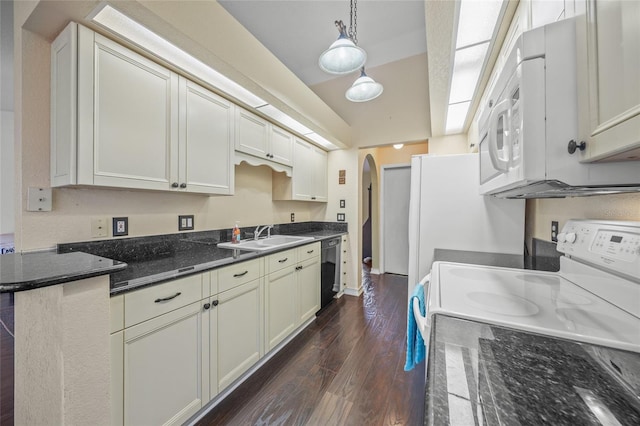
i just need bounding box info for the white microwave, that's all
[478,18,640,198]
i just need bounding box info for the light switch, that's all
[27,187,52,212]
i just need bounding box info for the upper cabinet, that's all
[234,107,294,167]
[579,0,640,162]
[51,23,234,195]
[273,138,327,202]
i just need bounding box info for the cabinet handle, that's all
[311,196,316,200]
[296,265,303,271]
[203,303,211,310]
[180,183,187,188]
[307,250,314,254]
[212,300,219,307]
[171,182,179,188]
[278,258,288,263]
[154,292,181,303]
[233,270,249,278]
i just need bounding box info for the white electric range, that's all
[414,220,640,353]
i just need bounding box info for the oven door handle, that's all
[413,274,431,342]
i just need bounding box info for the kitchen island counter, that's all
[425,314,640,425]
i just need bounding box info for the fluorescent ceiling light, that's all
[448,42,489,104]
[445,102,471,134]
[306,133,339,150]
[90,4,267,108]
[444,0,505,135]
[456,0,504,49]
[255,104,313,135]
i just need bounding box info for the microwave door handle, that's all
[488,99,511,172]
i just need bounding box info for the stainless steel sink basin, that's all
[218,235,314,252]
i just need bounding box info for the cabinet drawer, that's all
[218,259,262,293]
[266,248,297,273]
[124,274,204,328]
[297,242,320,263]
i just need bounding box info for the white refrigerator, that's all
[407,154,525,298]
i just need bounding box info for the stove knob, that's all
[566,232,577,244]
[557,233,566,243]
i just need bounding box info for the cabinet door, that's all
[180,79,234,194]
[83,33,179,190]
[265,265,298,350]
[297,257,320,325]
[269,125,294,166]
[291,138,314,200]
[235,107,269,160]
[582,0,640,161]
[214,278,263,390]
[311,146,328,202]
[111,331,124,426]
[123,302,204,426]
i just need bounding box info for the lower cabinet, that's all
[123,301,206,426]
[110,242,323,424]
[207,277,264,397]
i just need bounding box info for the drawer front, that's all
[218,258,262,293]
[266,248,297,274]
[124,273,204,328]
[297,242,320,263]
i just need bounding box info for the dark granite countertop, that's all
[57,222,347,295]
[434,243,560,272]
[0,251,127,293]
[425,315,640,425]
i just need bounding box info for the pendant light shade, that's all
[346,68,383,102]
[319,23,367,75]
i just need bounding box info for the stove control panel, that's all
[557,220,640,280]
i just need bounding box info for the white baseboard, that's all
[370,268,380,275]
[344,286,363,297]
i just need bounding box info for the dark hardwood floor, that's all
[198,272,425,426]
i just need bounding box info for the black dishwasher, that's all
[319,237,341,311]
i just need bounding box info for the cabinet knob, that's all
[180,183,187,188]
[203,303,211,310]
[212,300,219,307]
[296,265,303,271]
[171,182,179,188]
[567,140,586,154]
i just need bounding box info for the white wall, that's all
[0,0,15,245]
[427,134,469,155]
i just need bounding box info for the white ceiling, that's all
[219,0,427,87]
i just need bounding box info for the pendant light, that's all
[346,67,383,102]
[319,0,366,75]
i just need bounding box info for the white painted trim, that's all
[343,286,363,297]
[370,268,381,275]
[379,163,411,275]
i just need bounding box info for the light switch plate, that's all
[179,215,194,231]
[27,187,52,212]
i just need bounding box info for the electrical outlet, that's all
[291,213,295,222]
[179,215,194,231]
[91,218,108,238]
[551,220,559,242]
[113,217,128,237]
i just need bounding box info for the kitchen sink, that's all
[217,235,314,252]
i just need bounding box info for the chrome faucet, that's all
[254,225,273,240]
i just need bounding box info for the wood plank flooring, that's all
[197,272,425,426]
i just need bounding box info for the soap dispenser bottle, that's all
[232,223,240,244]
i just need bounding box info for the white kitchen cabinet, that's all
[265,243,321,350]
[273,138,328,202]
[235,107,293,167]
[265,264,298,350]
[123,301,206,426]
[579,0,640,162]
[297,256,321,324]
[340,235,350,293]
[51,22,234,194]
[179,78,234,194]
[110,331,124,426]
[209,277,263,393]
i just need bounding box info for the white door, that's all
[381,165,411,275]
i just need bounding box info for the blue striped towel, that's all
[404,282,426,371]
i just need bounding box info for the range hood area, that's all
[492,180,640,199]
